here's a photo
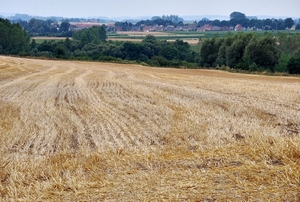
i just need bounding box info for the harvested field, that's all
[167,38,199,44]
[0,56,300,201]
[117,31,171,36]
[32,37,70,40]
[107,38,200,44]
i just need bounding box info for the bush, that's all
[149,56,169,67]
[287,56,300,74]
[147,59,160,67]
[98,56,121,62]
[243,34,278,72]
[235,61,247,70]
[35,51,53,58]
[81,56,93,61]
[18,51,30,57]
[248,62,259,71]
[140,62,149,66]
[54,44,67,59]
[275,54,290,72]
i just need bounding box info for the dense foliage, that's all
[12,18,73,37]
[0,18,30,55]
[72,26,107,45]
[287,55,300,74]
[26,25,197,67]
[197,12,298,31]
[199,32,300,73]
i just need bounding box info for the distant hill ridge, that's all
[0,13,298,22]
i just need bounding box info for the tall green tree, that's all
[244,33,278,72]
[287,56,300,74]
[199,36,222,67]
[159,45,179,60]
[54,43,68,59]
[216,34,234,66]
[59,21,70,32]
[72,25,107,46]
[121,42,142,60]
[284,18,294,29]
[30,39,37,50]
[226,33,253,68]
[0,18,30,55]
[230,11,248,26]
[141,35,161,57]
[230,12,246,20]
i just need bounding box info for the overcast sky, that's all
[1,0,299,19]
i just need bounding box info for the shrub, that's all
[35,51,53,58]
[149,56,169,67]
[81,56,93,61]
[98,56,121,62]
[287,56,300,74]
[275,54,290,72]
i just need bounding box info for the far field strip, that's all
[31,31,203,45]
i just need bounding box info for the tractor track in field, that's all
[1,56,300,201]
[0,56,300,155]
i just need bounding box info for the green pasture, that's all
[108,30,300,40]
[33,38,67,44]
[32,30,300,44]
[31,29,299,53]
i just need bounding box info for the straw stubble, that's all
[0,56,299,201]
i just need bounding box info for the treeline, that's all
[198,12,298,30]
[10,12,300,36]
[31,34,196,68]
[114,19,180,31]
[116,12,300,31]
[1,18,196,67]
[199,32,300,73]
[1,18,300,74]
[153,15,184,23]
[13,18,72,37]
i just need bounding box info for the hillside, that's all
[0,56,299,201]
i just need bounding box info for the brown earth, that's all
[108,38,200,44]
[0,56,299,201]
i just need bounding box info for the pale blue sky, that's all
[1,0,299,18]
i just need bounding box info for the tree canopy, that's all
[0,18,30,55]
[72,25,107,46]
[59,21,70,32]
[199,32,280,72]
[287,55,300,74]
[230,12,247,20]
